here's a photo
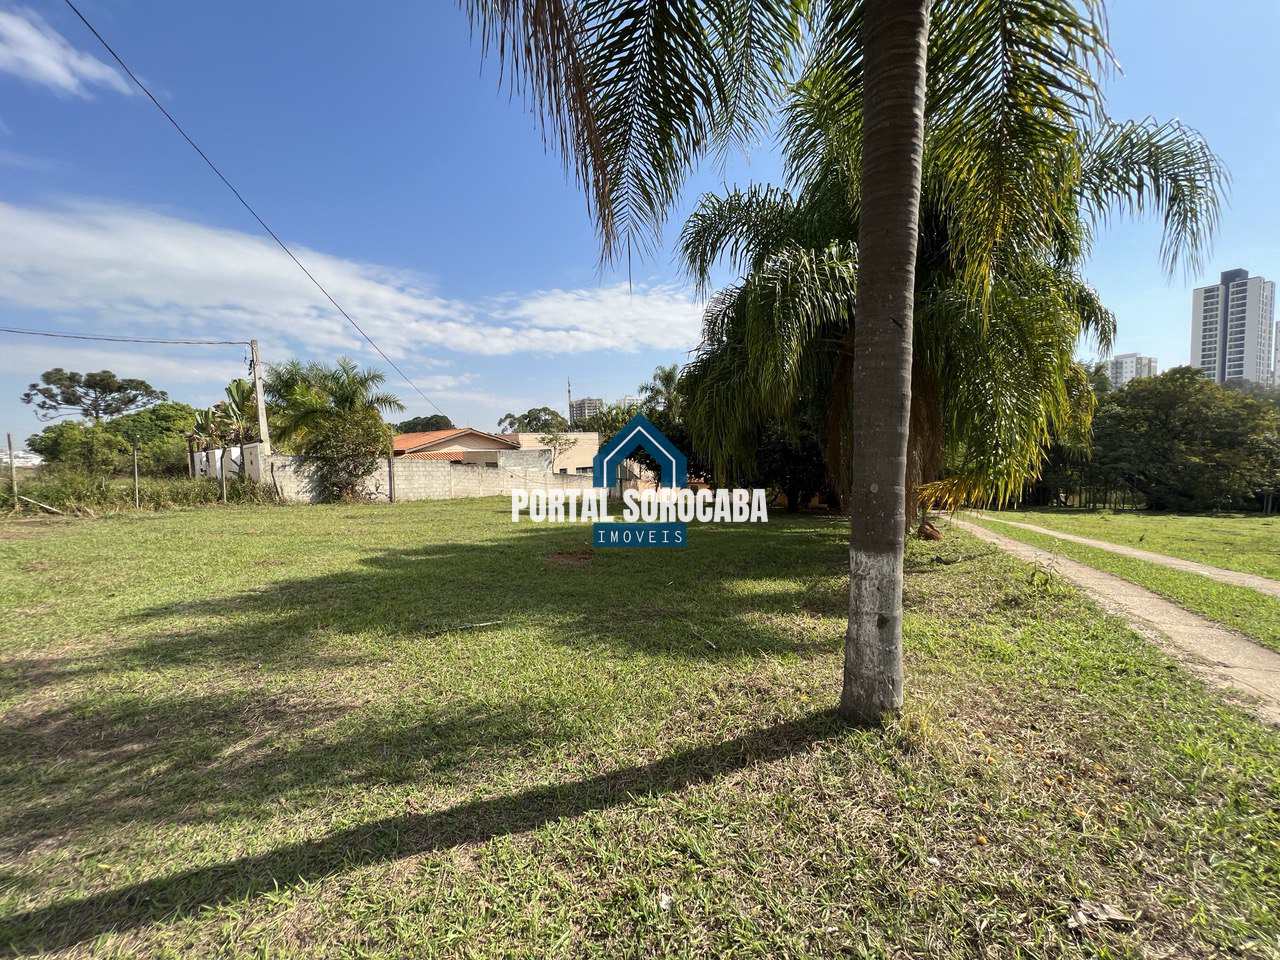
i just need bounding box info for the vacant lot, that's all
[1,501,1277,958]
[986,508,1280,579]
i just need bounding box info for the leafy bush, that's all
[2,467,279,515]
[298,411,391,502]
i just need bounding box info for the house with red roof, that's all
[392,428,521,466]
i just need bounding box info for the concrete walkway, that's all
[952,518,1280,727]
[974,513,1280,599]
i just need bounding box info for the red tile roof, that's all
[393,428,519,454]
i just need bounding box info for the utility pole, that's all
[132,441,140,509]
[250,339,272,457]
[567,378,573,426]
[6,433,16,505]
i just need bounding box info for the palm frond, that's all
[1078,116,1228,277]
[465,0,805,262]
[679,185,797,293]
[922,0,1112,302]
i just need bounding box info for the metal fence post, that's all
[6,433,16,506]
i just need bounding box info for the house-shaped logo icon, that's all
[592,413,688,489]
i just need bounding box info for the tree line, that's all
[21,357,405,504]
[1026,367,1280,513]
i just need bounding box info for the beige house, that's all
[393,428,520,466]
[390,427,657,483]
[392,427,603,475]
[513,432,599,475]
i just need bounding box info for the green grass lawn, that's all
[1,500,1277,958]
[966,514,1280,654]
[984,508,1280,579]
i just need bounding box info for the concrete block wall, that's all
[244,443,591,503]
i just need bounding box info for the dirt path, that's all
[973,513,1280,599]
[952,518,1280,727]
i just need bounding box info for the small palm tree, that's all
[190,408,221,478]
[220,379,257,479]
[638,364,682,423]
[270,358,404,446]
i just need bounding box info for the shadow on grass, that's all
[0,709,845,956]
[124,514,853,670]
[0,693,567,857]
[0,514,855,884]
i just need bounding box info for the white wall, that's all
[242,443,591,503]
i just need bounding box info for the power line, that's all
[61,0,449,420]
[0,326,248,346]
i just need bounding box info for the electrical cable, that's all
[61,0,449,419]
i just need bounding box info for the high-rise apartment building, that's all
[1191,268,1276,386]
[1107,353,1158,389]
[569,396,603,424]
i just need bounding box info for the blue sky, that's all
[0,1,1275,446]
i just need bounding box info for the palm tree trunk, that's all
[841,0,931,723]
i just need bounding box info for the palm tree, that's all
[269,357,404,446]
[677,123,1219,518]
[461,1,1217,719]
[836,1,931,721]
[638,364,682,422]
[190,408,221,480]
[220,379,258,479]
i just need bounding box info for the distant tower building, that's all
[569,396,603,424]
[1191,268,1277,386]
[619,394,643,409]
[1107,353,1158,389]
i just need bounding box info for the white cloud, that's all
[0,147,58,170]
[0,7,131,98]
[492,284,704,353]
[0,198,706,362]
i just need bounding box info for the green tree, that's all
[302,411,393,502]
[191,409,222,477]
[1090,368,1280,512]
[26,422,127,477]
[538,430,576,471]
[106,402,198,445]
[218,379,259,479]
[638,364,682,423]
[396,414,455,433]
[1226,380,1280,413]
[267,358,403,444]
[1088,361,1112,398]
[675,41,1219,525]
[267,358,403,502]
[497,407,569,433]
[21,368,167,422]
[27,401,198,477]
[27,421,91,463]
[574,401,639,440]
